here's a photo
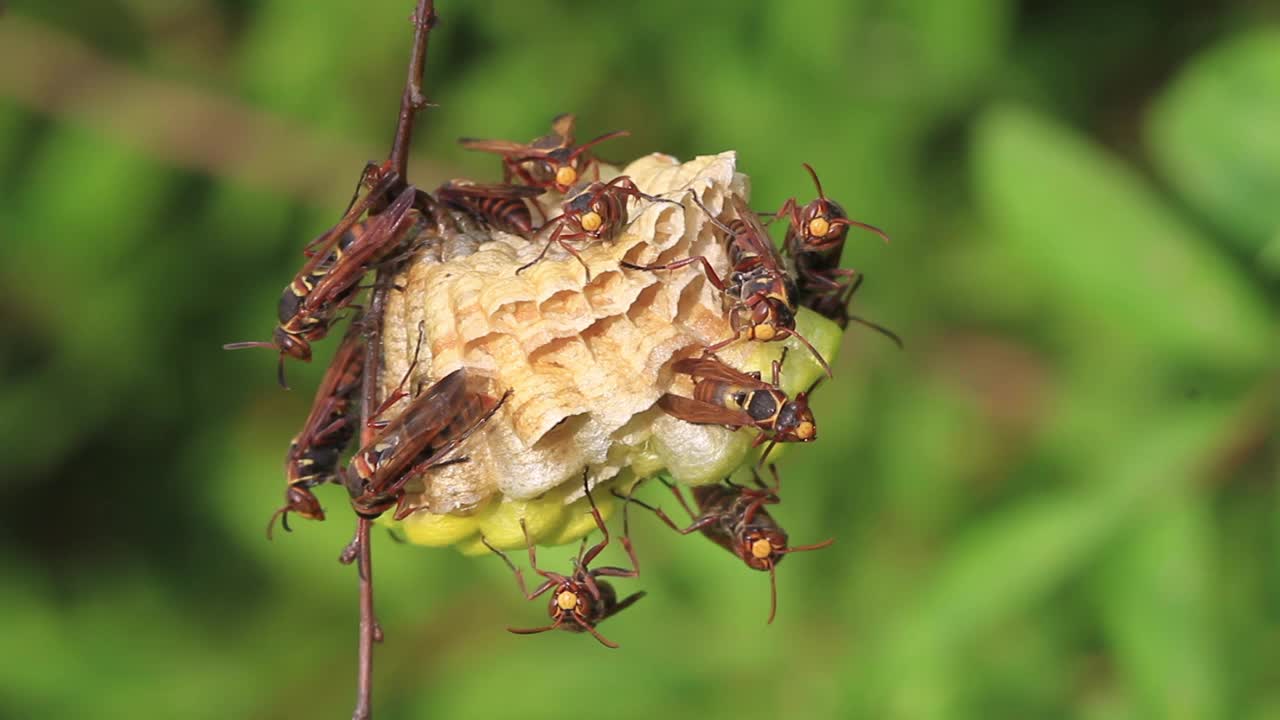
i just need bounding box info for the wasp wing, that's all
[293,326,366,448]
[302,186,419,313]
[670,356,771,390]
[437,181,546,200]
[458,137,542,156]
[726,193,786,273]
[546,113,577,146]
[658,393,755,429]
[354,368,470,480]
[293,170,400,276]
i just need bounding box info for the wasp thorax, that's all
[378,152,841,553]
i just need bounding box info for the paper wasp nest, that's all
[378,152,841,553]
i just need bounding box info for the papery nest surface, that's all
[376,151,840,553]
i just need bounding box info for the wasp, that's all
[622,191,832,376]
[459,113,629,194]
[658,353,816,463]
[619,466,832,623]
[435,180,546,237]
[482,473,644,648]
[517,175,673,277]
[267,325,367,539]
[775,163,901,345]
[224,174,424,387]
[341,368,508,521]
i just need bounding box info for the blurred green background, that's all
[2,1,1279,718]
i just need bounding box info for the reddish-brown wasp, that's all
[622,191,832,376]
[459,113,629,193]
[517,175,673,276]
[658,353,816,463]
[435,180,546,237]
[224,176,424,387]
[619,465,832,623]
[482,473,644,648]
[342,368,509,521]
[267,325,367,539]
[776,163,901,345]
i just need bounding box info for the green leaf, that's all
[1093,491,1225,720]
[857,390,1244,717]
[973,105,1274,369]
[1147,30,1280,252]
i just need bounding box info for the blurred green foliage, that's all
[1,1,1278,718]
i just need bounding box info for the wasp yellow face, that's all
[808,215,831,238]
[794,420,815,441]
[556,589,579,611]
[753,323,777,341]
[750,538,773,560]
[555,165,578,190]
[580,211,603,233]
[741,529,788,571]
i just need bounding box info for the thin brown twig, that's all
[352,517,376,720]
[343,4,438,716]
[346,270,396,720]
[389,0,437,183]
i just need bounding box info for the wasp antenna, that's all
[222,340,275,351]
[832,217,891,244]
[265,507,290,541]
[687,189,739,237]
[783,537,836,554]
[789,329,833,378]
[801,162,827,202]
[507,618,565,636]
[847,314,904,349]
[571,129,631,159]
[276,355,291,390]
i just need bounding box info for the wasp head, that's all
[547,579,601,629]
[269,327,309,362]
[748,299,796,342]
[284,485,325,522]
[798,198,850,252]
[774,393,816,442]
[541,148,579,192]
[739,527,790,571]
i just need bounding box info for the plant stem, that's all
[389,0,436,183]
[349,4,437,716]
[351,516,376,720]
